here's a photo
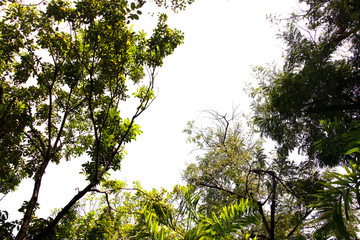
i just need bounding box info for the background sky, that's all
[2,0,302,221]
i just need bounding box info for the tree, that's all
[311,162,360,239]
[310,125,360,239]
[50,180,176,240]
[51,180,261,240]
[182,111,323,239]
[250,0,360,166]
[0,0,185,238]
[248,0,360,237]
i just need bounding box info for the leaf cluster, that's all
[250,0,360,167]
[61,183,261,240]
[183,111,322,239]
[0,0,185,238]
[312,162,360,239]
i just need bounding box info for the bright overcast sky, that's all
[118,0,301,188]
[3,0,302,220]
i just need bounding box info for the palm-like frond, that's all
[184,198,260,240]
[311,162,360,239]
[141,186,260,240]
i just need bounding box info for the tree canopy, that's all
[249,0,360,238]
[2,0,360,239]
[250,0,360,166]
[183,111,323,239]
[47,181,261,240]
[0,0,185,238]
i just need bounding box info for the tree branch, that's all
[286,209,313,238]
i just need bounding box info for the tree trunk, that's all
[15,159,50,240]
[270,174,277,240]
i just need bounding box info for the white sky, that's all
[2,0,301,221]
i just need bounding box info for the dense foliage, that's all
[183,111,323,239]
[0,0,184,238]
[1,0,360,239]
[42,180,261,240]
[250,0,360,166]
[249,0,360,238]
